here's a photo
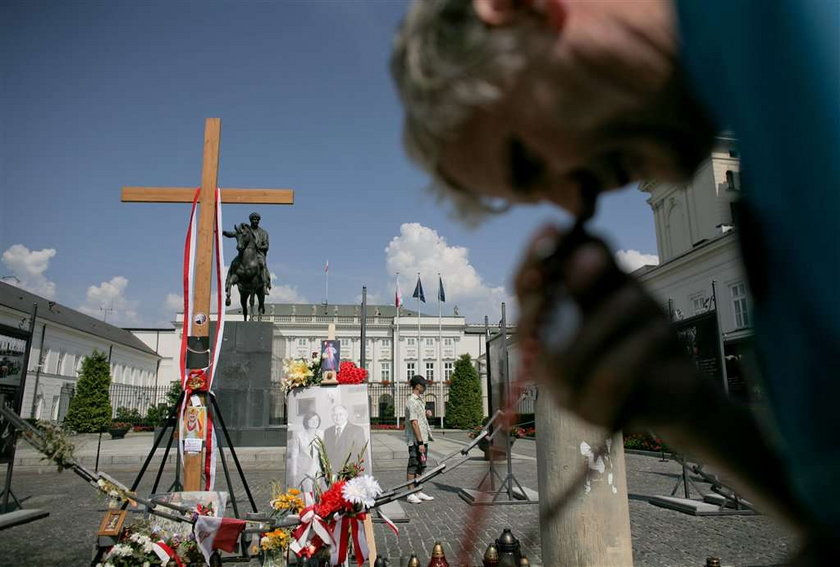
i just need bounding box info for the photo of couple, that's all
[286,384,371,492]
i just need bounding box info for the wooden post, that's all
[122,118,295,491]
[535,397,634,566]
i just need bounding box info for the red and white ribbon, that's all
[177,187,226,490]
[290,493,334,556]
[378,510,400,536]
[331,513,369,567]
[152,542,185,566]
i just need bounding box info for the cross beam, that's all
[122,118,294,490]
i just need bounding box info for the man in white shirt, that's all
[404,375,435,504]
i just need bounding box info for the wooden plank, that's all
[191,118,221,341]
[219,189,294,204]
[363,515,377,566]
[122,187,294,204]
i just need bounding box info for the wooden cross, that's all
[122,118,294,490]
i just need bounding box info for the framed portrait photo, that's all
[98,509,127,536]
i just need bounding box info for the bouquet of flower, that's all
[95,519,203,567]
[257,485,304,565]
[285,440,389,567]
[281,354,322,394]
[336,361,368,385]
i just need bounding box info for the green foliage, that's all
[114,406,142,424]
[143,381,182,427]
[444,354,483,429]
[63,350,112,433]
[624,432,670,453]
[165,380,182,407]
[145,402,171,427]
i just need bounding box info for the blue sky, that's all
[0,1,658,327]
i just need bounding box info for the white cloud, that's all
[78,276,141,327]
[615,249,659,273]
[1,244,58,298]
[164,293,183,313]
[385,223,511,322]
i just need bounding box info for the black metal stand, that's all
[127,390,258,518]
[461,303,536,506]
[648,454,756,516]
[0,462,22,513]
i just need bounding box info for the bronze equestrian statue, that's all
[223,212,270,320]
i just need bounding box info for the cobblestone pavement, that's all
[0,433,795,566]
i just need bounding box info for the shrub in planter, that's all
[623,432,669,452]
[108,422,132,439]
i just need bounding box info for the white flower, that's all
[342,475,382,508]
[109,544,133,557]
[143,562,150,567]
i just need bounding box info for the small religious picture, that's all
[320,339,340,382]
[98,509,127,536]
[183,406,206,440]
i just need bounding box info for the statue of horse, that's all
[225,223,266,321]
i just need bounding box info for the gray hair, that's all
[390,0,537,224]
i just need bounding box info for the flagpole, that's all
[395,272,401,428]
[325,259,329,304]
[416,272,421,361]
[437,273,442,384]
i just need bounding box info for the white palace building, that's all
[154,304,495,423]
[635,137,759,400]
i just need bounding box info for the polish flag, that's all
[195,516,246,562]
[395,276,403,308]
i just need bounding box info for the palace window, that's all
[406,361,416,379]
[425,338,434,346]
[380,361,391,382]
[690,293,709,315]
[444,362,454,380]
[407,338,416,346]
[381,338,391,347]
[725,170,741,192]
[425,362,435,381]
[444,338,453,346]
[731,282,751,328]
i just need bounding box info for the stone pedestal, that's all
[212,321,285,447]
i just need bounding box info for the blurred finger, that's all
[573,320,675,428]
[560,282,666,392]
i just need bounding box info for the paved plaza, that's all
[0,431,795,566]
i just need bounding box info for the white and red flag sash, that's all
[290,492,334,556]
[194,516,246,563]
[152,542,185,567]
[331,513,369,567]
[178,187,226,490]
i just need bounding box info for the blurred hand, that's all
[515,225,713,431]
[425,409,433,418]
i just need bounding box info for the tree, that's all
[146,381,183,427]
[445,354,483,429]
[63,350,112,433]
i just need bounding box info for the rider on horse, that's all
[223,212,271,304]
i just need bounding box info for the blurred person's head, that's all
[391,0,716,222]
[302,411,321,431]
[332,405,349,427]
